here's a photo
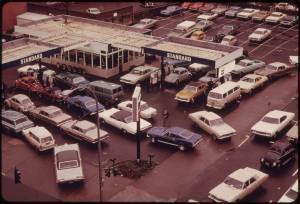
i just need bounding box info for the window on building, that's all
[62,51,68,61]
[77,51,84,65]
[101,51,106,54]
[123,50,128,63]
[107,54,112,69]
[69,50,76,62]
[101,55,106,69]
[113,53,118,68]
[93,54,100,68]
[135,52,139,57]
[85,52,92,67]
[129,50,133,61]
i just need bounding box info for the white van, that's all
[207,81,241,109]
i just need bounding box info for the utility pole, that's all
[132,84,141,163]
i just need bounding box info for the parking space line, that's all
[292,169,298,177]
[237,135,250,148]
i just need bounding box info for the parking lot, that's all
[2,3,299,202]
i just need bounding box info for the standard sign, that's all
[132,85,141,122]
[20,54,43,65]
[166,53,192,62]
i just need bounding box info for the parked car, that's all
[98,108,152,134]
[37,86,67,103]
[117,100,157,119]
[198,70,231,86]
[225,6,242,17]
[131,18,158,29]
[286,122,298,145]
[60,120,109,144]
[280,15,298,27]
[167,20,197,38]
[220,35,237,46]
[65,95,105,117]
[208,167,269,202]
[141,2,154,8]
[4,94,35,113]
[254,62,294,80]
[147,126,203,151]
[194,20,213,31]
[189,30,205,40]
[160,5,183,16]
[30,105,72,127]
[189,110,236,140]
[164,58,191,70]
[278,179,298,203]
[250,110,295,139]
[54,72,89,89]
[252,10,270,22]
[248,28,272,42]
[120,65,160,85]
[15,76,44,94]
[86,8,101,15]
[231,59,266,77]
[265,12,287,23]
[188,2,204,10]
[202,34,223,43]
[175,82,208,103]
[54,143,84,184]
[164,67,192,85]
[197,12,218,21]
[237,74,268,94]
[217,25,239,38]
[237,8,260,20]
[198,3,216,13]
[260,141,296,169]
[211,5,228,16]
[181,2,191,9]
[188,63,211,76]
[2,110,34,134]
[22,126,55,151]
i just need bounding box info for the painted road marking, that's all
[292,169,298,177]
[237,135,250,148]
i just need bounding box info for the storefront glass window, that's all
[77,51,84,65]
[101,55,106,69]
[123,50,128,63]
[85,52,92,67]
[62,51,68,61]
[93,54,100,68]
[107,54,112,69]
[113,53,118,67]
[129,50,133,61]
[69,50,76,62]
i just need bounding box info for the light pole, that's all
[132,84,141,163]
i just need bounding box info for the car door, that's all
[203,117,212,134]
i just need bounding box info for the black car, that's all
[216,25,239,38]
[202,34,223,43]
[260,141,296,170]
[54,72,89,89]
[147,126,203,151]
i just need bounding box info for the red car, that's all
[181,2,191,9]
[15,76,44,94]
[189,2,204,10]
[37,86,67,103]
[199,3,216,12]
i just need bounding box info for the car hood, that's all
[209,182,241,202]
[255,68,274,76]
[147,126,168,136]
[56,166,84,182]
[53,114,72,125]
[176,90,196,99]
[165,73,179,82]
[249,33,263,39]
[214,124,236,136]
[128,119,152,133]
[266,16,280,20]
[251,121,278,134]
[238,81,253,89]
[120,73,141,82]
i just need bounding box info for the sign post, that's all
[132,84,141,163]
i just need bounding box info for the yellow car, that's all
[175,81,208,103]
[190,30,205,40]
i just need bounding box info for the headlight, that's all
[272,162,277,167]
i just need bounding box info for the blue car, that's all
[65,95,105,116]
[147,126,203,151]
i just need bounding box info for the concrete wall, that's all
[2,2,27,33]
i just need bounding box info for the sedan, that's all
[190,30,205,40]
[120,65,159,85]
[2,110,34,134]
[54,72,89,89]
[265,12,287,24]
[15,76,44,94]
[208,167,269,202]
[225,6,242,17]
[60,119,109,144]
[117,100,157,119]
[254,62,294,80]
[211,6,228,16]
[217,24,239,38]
[202,35,223,43]
[30,105,72,127]
[194,20,213,31]
[231,59,266,77]
[197,12,218,21]
[54,143,84,184]
[86,8,101,15]
[175,82,207,103]
[164,67,192,85]
[147,126,203,151]
[98,108,152,134]
[22,126,56,151]
[189,110,236,140]
[131,18,158,29]
[237,8,260,20]
[220,35,237,46]
[65,95,105,116]
[248,28,271,42]
[280,15,298,27]
[260,141,296,170]
[252,10,270,22]
[237,74,268,94]
[278,180,298,203]
[160,5,183,16]
[4,94,35,113]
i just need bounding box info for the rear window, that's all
[208,92,223,99]
[57,150,80,170]
[41,136,53,143]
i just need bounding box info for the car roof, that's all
[174,67,188,71]
[269,62,286,67]
[200,111,221,120]
[169,126,186,135]
[12,94,30,101]
[187,81,206,88]
[265,110,292,118]
[112,109,131,121]
[240,59,253,64]
[229,168,254,182]
[72,95,94,103]
[74,120,95,130]
[30,126,52,138]
[271,12,283,15]
[210,81,239,94]
[88,80,122,90]
[244,74,262,79]
[271,141,291,151]
[42,105,61,113]
[256,28,268,32]
[2,110,27,120]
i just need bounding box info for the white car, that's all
[265,12,287,23]
[98,108,152,134]
[131,18,158,29]
[4,94,35,112]
[60,120,109,144]
[86,8,101,15]
[286,122,298,145]
[250,110,295,139]
[120,65,159,85]
[208,167,269,202]
[189,111,236,140]
[248,28,271,42]
[22,126,55,151]
[220,35,237,46]
[54,143,84,184]
[197,12,218,21]
[237,8,260,20]
[164,67,192,85]
[278,179,298,202]
[117,100,157,119]
[237,74,268,94]
[30,105,72,127]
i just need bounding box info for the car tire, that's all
[179,144,185,151]
[151,137,156,143]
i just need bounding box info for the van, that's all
[206,81,241,109]
[87,80,124,105]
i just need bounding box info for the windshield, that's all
[124,115,133,123]
[184,85,197,92]
[49,110,63,118]
[15,117,28,125]
[254,30,264,35]
[59,160,79,170]
[41,136,53,143]
[286,189,298,200]
[271,13,282,17]
[131,69,142,75]
[73,77,86,84]
[266,64,277,70]
[210,118,224,126]
[21,98,32,106]
[140,103,150,111]
[241,77,254,83]
[85,100,96,107]
[262,116,279,124]
[224,177,244,189]
[57,150,80,170]
[243,9,253,13]
[208,92,222,99]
